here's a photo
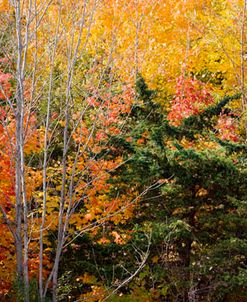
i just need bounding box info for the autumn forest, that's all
[0,0,246,301]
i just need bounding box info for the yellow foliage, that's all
[0,0,9,12]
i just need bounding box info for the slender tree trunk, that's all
[14,0,30,300]
[15,107,24,294]
[50,2,96,299]
[39,3,62,300]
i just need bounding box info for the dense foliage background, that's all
[0,0,246,301]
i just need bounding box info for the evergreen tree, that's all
[108,76,247,302]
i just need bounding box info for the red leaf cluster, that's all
[215,113,239,142]
[168,75,214,126]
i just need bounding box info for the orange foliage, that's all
[0,74,44,293]
[0,69,12,100]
